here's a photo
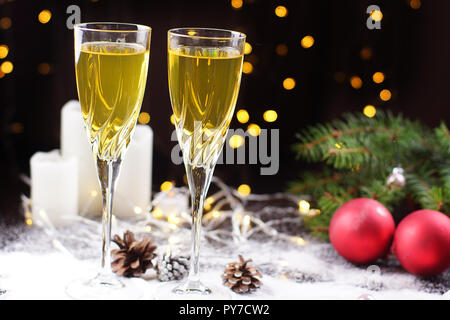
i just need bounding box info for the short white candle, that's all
[30,150,78,227]
[60,100,102,217]
[114,125,153,218]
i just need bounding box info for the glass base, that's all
[156,279,232,300]
[66,273,144,300]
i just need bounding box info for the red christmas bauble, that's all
[329,198,395,264]
[393,209,450,276]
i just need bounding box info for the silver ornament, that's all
[386,167,406,190]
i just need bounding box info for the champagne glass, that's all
[67,23,151,299]
[167,28,246,296]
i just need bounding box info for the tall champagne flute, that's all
[67,23,151,299]
[167,28,245,295]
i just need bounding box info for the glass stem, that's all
[96,157,121,277]
[186,163,214,284]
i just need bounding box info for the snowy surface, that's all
[0,220,448,300]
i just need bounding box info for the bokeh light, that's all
[379,89,392,101]
[363,105,377,118]
[170,114,175,125]
[247,123,261,136]
[360,47,373,60]
[242,61,253,74]
[1,61,13,74]
[301,35,314,49]
[0,45,8,59]
[350,76,363,89]
[229,134,245,149]
[0,17,11,30]
[276,43,288,56]
[38,10,52,24]
[283,77,296,90]
[274,5,288,17]
[37,62,51,75]
[231,0,243,10]
[372,72,385,84]
[244,42,252,55]
[236,109,249,123]
[370,10,383,22]
[160,181,173,192]
[410,0,421,9]
[263,110,278,122]
[138,112,150,124]
[237,184,251,196]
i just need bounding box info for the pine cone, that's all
[156,252,190,282]
[222,255,262,294]
[111,230,157,277]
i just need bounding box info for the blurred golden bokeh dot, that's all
[244,42,252,55]
[283,77,296,90]
[10,122,24,134]
[363,105,377,118]
[275,43,288,56]
[360,47,373,60]
[138,112,150,124]
[237,184,251,196]
[370,10,383,21]
[236,109,249,123]
[38,10,52,24]
[372,72,385,84]
[0,45,8,59]
[170,114,175,125]
[229,134,244,149]
[37,62,51,75]
[231,0,243,9]
[350,76,363,89]
[160,181,173,192]
[410,0,421,9]
[242,61,253,74]
[301,35,314,49]
[263,110,278,122]
[379,89,392,101]
[0,17,11,30]
[274,5,288,17]
[247,123,261,136]
[0,70,4,79]
[1,60,13,74]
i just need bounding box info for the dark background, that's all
[0,0,449,223]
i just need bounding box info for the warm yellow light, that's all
[1,61,13,74]
[187,30,197,36]
[244,42,252,55]
[298,200,310,214]
[237,184,251,196]
[242,61,253,74]
[90,190,98,197]
[37,62,51,75]
[294,236,306,246]
[152,207,163,219]
[275,5,288,17]
[263,110,277,122]
[350,76,363,89]
[25,218,33,226]
[0,45,8,59]
[370,10,383,22]
[372,72,385,84]
[247,123,260,136]
[363,105,376,118]
[170,114,176,125]
[231,0,243,9]
[38,10,52,24]
[160,181,173,192]
[204,196,214,211]
[229,134,244,149]
[283,77,296,90]
[138,112,150,124]
[167,214,181,225]
[212,210,220,218]
[0,17,11,30]
[410,0,421,9]
[236,109,249,123]
[301,35,314,49]
[145,225,152,233]
[379,89,392,101]
[276,43,288,56]
[335,143,342,149]
[134,206,143,215]
[360,47,372,60]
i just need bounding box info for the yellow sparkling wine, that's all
[168,46,243,165]
[76,42,149,159]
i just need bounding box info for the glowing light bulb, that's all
[350,76,363,89]
[379,89,392,101]
[160,181,173,192]
[247,123,261,136]
[244,42,252,55]
[229,134,244,149]
[0,45,8,59]
[372,72,385,84]
[298,200,311,214]
[236,109,249,123]
[283,77,296,90]
[231,0,243,9]
[1,61,13,74]
[370,10,383,21]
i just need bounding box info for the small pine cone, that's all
[156,252,190,282]
[222,255,262,294]
[111,230,157,278]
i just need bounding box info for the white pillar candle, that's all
[30,150,78,227]
[114,125,153,219]
[60,100,102,217]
